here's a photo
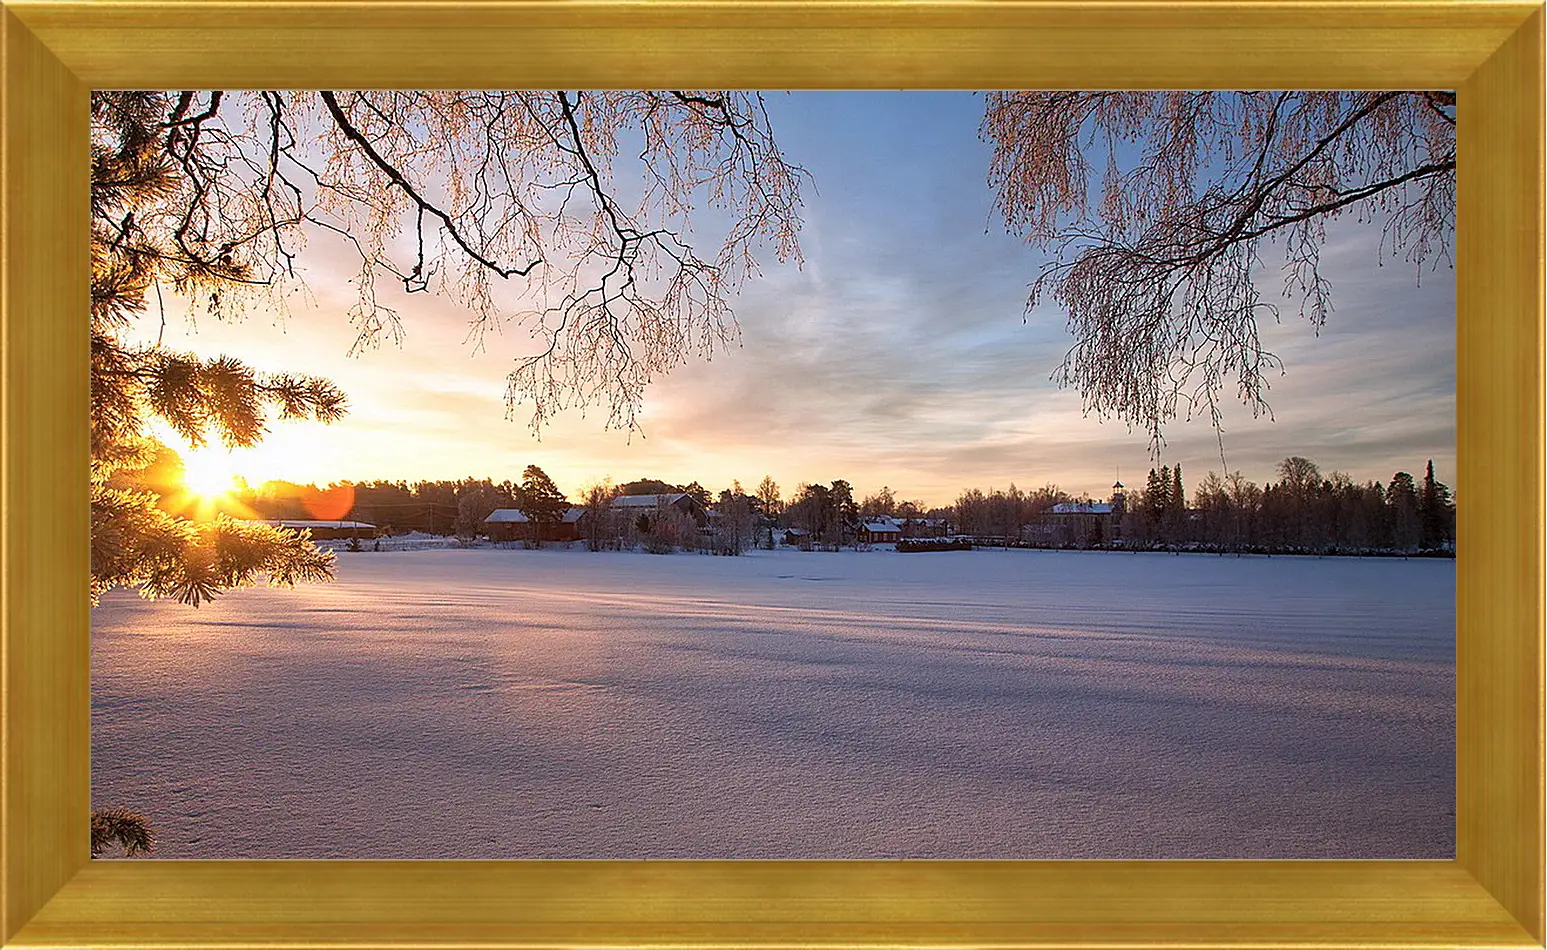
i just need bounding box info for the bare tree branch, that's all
[983,91,1455,449]
[319,90,542,283]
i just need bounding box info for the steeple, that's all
[1107,469,1128,541]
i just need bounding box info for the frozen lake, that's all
[91,546,1455,859]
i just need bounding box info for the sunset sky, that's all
[137,92,1456,509]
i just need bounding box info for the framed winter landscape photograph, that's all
[3,2,1543,949]
[82,85,1465,863]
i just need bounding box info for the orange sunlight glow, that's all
[160,444,258,523]
[180,447,240,499]
[300,483,355,521]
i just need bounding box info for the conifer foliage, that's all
[90,85,806,601]
[90,807,155,858]
[91,92,347,607]
[518,465,569,541]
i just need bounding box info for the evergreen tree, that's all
[519,465,569,543]
[681,481,713,508]
[1144,466,1171,532]
[91,93,346,607]
[1387,471,1422,550]
[1418,459,1455,549]
[1168,464,1186,542]
[830,479,858,539]
[618,478,681,496]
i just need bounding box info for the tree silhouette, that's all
[1419,459,1455,548]
[1387,471,1422,550]
[756,476,782,518]
[681,481,713,509]
[519,465,568,543]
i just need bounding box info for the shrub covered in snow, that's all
[896,538,974,553]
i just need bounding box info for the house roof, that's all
[485,507,585,523]
[260,519,374,529]
[610,493,689,508]
[484,508,530,523]
[861,520,901,532]
[1049,501,1113,515]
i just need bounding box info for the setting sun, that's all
[180,447,239,499]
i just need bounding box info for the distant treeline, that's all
[218,454,1454,557]
[233,473,725,538]
[952,456,1456,556]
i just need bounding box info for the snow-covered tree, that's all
[579,479,622,551]
[454,479,507,539]
[983,91,1454,444]
[714,487,755,556]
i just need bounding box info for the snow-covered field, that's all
[91,546,1454,859]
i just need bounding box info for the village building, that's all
[609,492,707,526]
[899,516,949,539]
[1026,482,1127,547]
[1028,501,1114,547]
[781,527,811,546]
[258,519,376,541]
[856,516,903,544]
[483,507,585,543]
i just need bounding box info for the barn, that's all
[483,508,585,543]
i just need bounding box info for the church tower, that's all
[1110,477,1126,541]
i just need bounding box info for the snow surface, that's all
[90,546,1455,859]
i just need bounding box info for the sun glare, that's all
[181,448,239,498]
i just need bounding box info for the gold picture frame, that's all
[3,2,1542,945]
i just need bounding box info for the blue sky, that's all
[144,92,1456,508]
